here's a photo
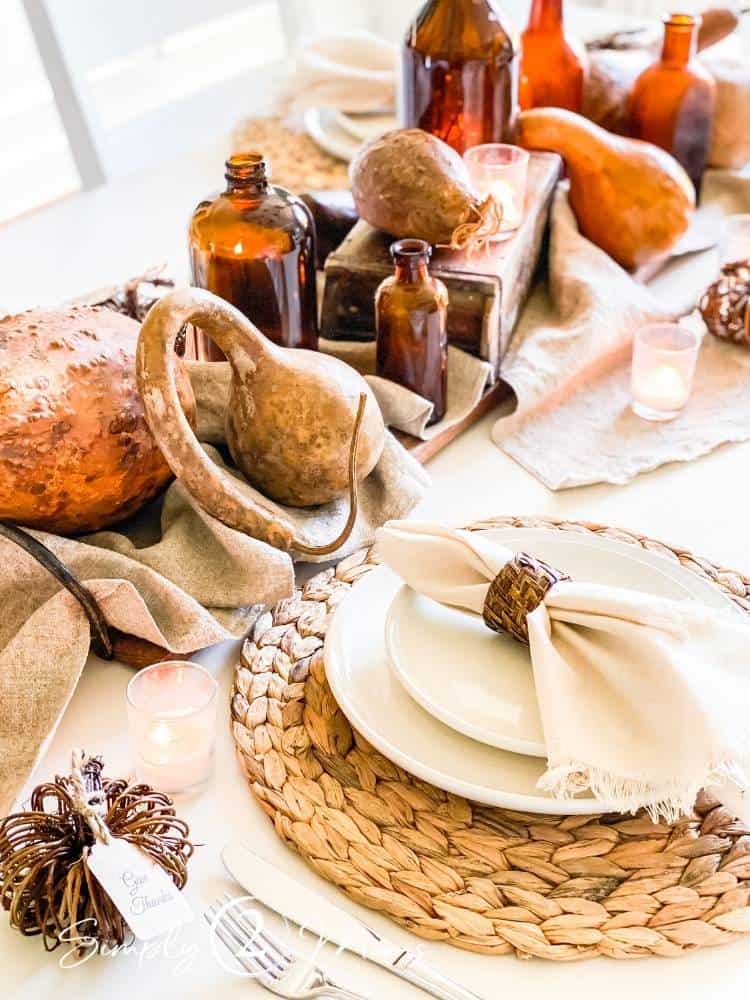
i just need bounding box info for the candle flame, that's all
[151,721,173,746]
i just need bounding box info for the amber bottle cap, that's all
[390,238,433,260]
[224,152,269,184]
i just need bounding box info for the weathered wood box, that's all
[320,151,561,378]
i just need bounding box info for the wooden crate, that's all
[320,151,561,378]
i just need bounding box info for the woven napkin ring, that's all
[482,552,571,645]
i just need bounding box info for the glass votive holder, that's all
[720,214,750,265]
[463,144,530,240]
[126,660,218,796]
[630,322,702,422]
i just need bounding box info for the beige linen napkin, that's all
[0,364,428,817]
[492,172,750,489]
[376,521,750,822]
[321,340,492,441]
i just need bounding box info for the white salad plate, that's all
[304,107,396,162]
[384,528,712,757]
[324,526,734,814]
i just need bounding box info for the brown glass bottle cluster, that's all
[376,240,448,426]
[188,153,318,359]
[401,0,519,155]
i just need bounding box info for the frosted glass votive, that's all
[126,661,218,796]
[463,144,530,240]
[631,323,702,422]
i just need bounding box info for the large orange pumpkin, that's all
[0,305,195,534]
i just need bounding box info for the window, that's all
[0,0,79,222]
[0,0,300,223]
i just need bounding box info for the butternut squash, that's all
[516,108,695,271]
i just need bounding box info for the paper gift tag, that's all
[87,837,193,940]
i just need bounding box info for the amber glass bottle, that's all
[376,240,449,425]
[628,14,716,191]
[188,153,318,360]
[519,0,585,112]
[401,0,518,155]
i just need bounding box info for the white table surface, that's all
[4,38,750,1000]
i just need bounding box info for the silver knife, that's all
[222,841,485,1000]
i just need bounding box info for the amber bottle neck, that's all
[527,0,564,32]
[392,239,432,282]
[224,153,269,195]
[661,14,699,65]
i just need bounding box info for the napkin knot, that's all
[482,552,570,644]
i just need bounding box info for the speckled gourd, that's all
[136,288,386,555]
[0,305,196,535]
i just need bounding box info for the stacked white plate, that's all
[324,526,733,814]
[304,108,396,162]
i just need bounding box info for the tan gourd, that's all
[517,108,695,271]
[136,288,386,555]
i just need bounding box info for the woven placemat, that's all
[231,516,750,961]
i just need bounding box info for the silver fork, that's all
[206,894,368,999]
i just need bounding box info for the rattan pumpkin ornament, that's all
[699,259,750,346]
[0,752,194,953]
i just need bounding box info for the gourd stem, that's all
[293,393,366,557]
[0,522,113,659]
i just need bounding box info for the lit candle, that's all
[631,322,701,421]
[126,661,218,796]
[463,144,530,241]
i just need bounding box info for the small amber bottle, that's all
[376,240,448,425]
[188,153,318,359]
[628,14,716,191]
[402,0,518,155]
[520,0,585,113]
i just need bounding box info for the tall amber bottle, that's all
[188,153,318,360]
[520,0,585,112]
[401,0,519,155]
[376,240,448,425]
[628,14,716,191]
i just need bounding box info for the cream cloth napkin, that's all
[492,170,750,489]
[277,31,397,123]
[321,339,492,440]
[376,521,750,822]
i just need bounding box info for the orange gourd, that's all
[516,107,695,271]
[0,306,195,535]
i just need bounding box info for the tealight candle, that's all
[630,322,702,421]
[126,661,218,796]
[463,144,530,240]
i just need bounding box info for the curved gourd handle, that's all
[136,288,363,555]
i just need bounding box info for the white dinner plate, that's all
[324,527,734,814]
[332,110,397,143]
[304,107,361,162]
[303,107,396,162]
[384,530,707,757]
